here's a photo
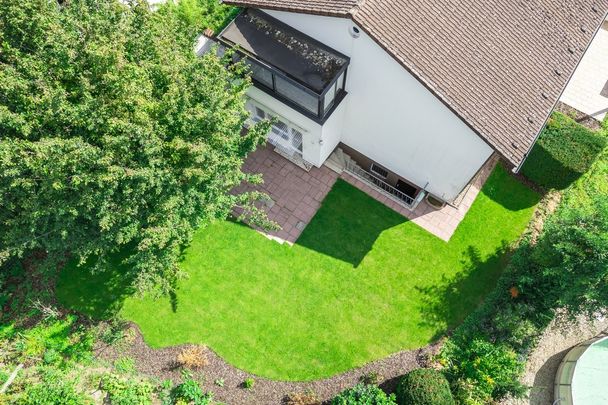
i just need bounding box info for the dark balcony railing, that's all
[217,9,350,123]
[242,56,347,122]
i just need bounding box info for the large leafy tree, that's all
[0,0,269,292]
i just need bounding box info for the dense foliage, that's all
[441,120,608,404]
[0,0,270,293]
[521,112,606,190]
[396,368,454,405]
[169,374,213,404]
[159,0,240,35]
[331,384,397,405]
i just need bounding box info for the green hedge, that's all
[521,112,606,190]
[396,369,454,405]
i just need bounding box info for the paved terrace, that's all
[234,144,497,243]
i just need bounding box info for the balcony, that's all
[217,9,350,123]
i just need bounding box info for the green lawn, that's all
[57,165,539,381]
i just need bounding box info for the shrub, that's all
[359,371,381,385]
[331,384,397,405]
[176,346,208,370]
[243,377,255,390]
[396,369,454,405]
[101,374,154,405]
[160,0,240,33]
[170,375,213,405]
[521,112,606,190]
[286,390,320,405]
[23,368,87,405]
[440,339,526,404]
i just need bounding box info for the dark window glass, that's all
[274,76,318,114]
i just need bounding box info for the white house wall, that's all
[262,9,493,201]
[246,87,324,166]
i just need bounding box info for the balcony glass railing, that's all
[217,9,350,123]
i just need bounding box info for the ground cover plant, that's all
[441,120,608,404]
[521,111,606,190]
[331,384,396,405]
[58,165,540,380]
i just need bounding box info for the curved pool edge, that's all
[554,334,608,404]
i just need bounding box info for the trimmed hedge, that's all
[396,369,454,405]
[331,384,397,405]
[521,112,606,190]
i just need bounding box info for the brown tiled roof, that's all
[223,0,357,16]
[224,0,608,167]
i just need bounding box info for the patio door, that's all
[249,102,306,160]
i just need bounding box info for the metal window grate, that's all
[370,163,389,179]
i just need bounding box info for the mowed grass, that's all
[57,165,539,381]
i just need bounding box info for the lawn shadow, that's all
[295,179,407,267]
[482,164,542,211]
[416,243,512,340]
[56,251,138,320]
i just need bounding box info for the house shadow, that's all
[295,179,407,267]
[415,243,512,340]
[527,348,571,405]
[479,163,543,211]
[520,128,606,191]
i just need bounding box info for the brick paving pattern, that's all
[233,144,339,243]
[339,156,498,242]
[235,145,497,243]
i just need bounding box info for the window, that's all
[241,55,347,122]
[324,81,336,112]
[274,76,319,114]
[249,61,273,88]
[370,163,389,179]
[272,120,290,141]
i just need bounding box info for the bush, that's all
[396,369,454,405]
[114,357,136,374]
[176,346,208,370]
[242,377,255,390]
[170,375,213,405]
[440,339,526,404]
[101,374,153,405]
[331,384,397,405]
[521,112,606,190]
[22,368,87,405]
[160,0,240,34]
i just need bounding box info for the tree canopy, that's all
[0,0,269,293]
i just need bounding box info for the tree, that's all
[0,0,270,293]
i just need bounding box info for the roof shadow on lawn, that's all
[481,163,541,211]
[295,179,407,267]
[415,242,512,341]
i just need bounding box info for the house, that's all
[209,0,607,208]
[560,14,608,123]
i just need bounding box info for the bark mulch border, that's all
[96,323,441,404]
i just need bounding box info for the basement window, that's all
[370,163,389,179]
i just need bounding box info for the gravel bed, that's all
[95,323,437,404]
[503,314,608,405]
